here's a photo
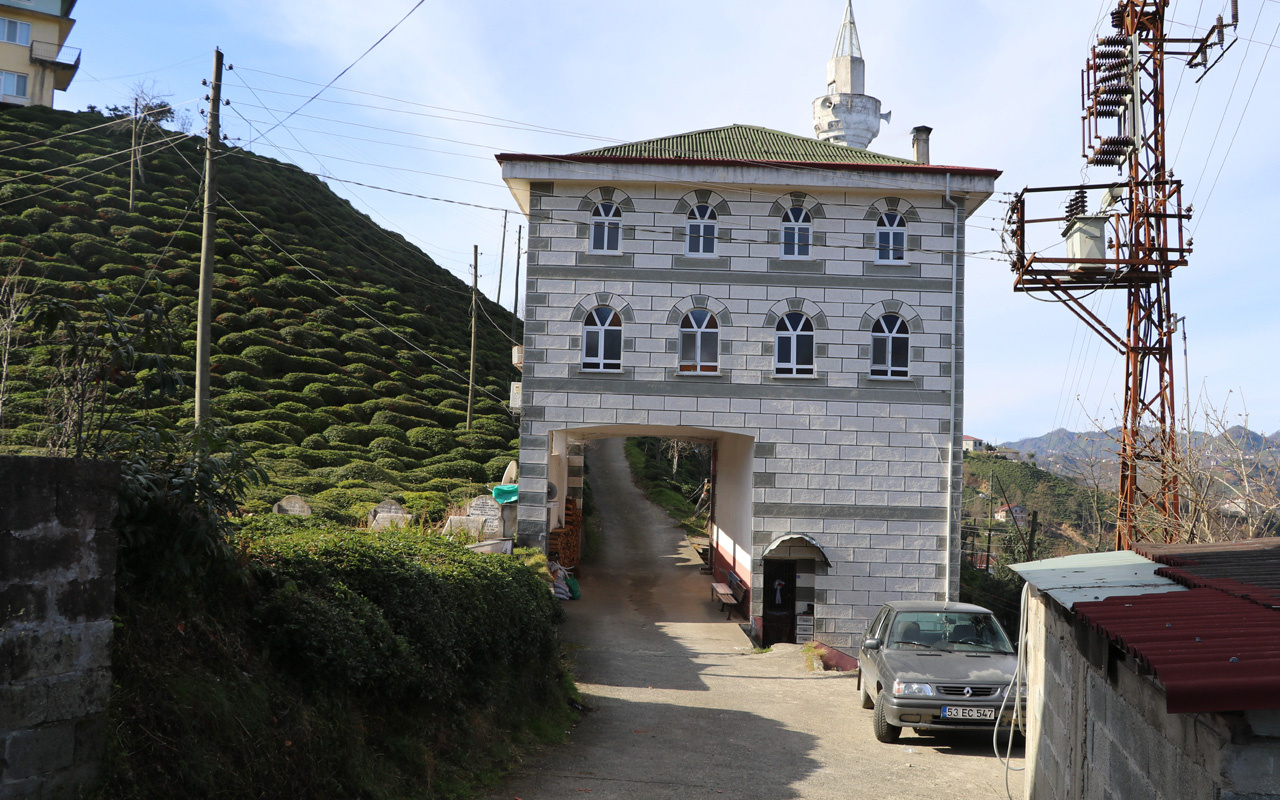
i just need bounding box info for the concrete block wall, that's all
[515,176,971,649]
[0,456,121,800]
[1024,589,1280,800]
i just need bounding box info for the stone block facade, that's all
[0,456,120,800]
[501,147,995,649]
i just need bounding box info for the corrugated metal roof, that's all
[1009,550,1186,610]
[1073,588,1280,713]
[1135,539,1280,610]
[569,124,916,166]
[1016,543,1280,714]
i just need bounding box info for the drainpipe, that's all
[941,172,962,604]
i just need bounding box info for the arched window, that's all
[686,203,717,255]
[871,314,910,378]
[876,212,907,262]
[591,202,622,252]
[679,309,719,373]
[781,206,812,258]
[582,307,622,371]
[774,312,815,376]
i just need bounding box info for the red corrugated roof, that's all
[1134,539,1280,610]
[1073,587,1280,713]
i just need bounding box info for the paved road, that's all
[486,438,1025,800]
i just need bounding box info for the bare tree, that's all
[1081,393,1279,543]
[0,258,40,438]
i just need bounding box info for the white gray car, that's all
[857,600,1021,743]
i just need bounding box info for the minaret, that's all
[812,1,890,149]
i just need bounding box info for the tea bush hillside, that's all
[0,104,521,521]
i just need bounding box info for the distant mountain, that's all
[998,428,1121,462]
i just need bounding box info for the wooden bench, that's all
[711,573,747,620]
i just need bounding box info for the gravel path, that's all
[485,437,1025,800]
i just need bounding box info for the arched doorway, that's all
[759,535,834,647]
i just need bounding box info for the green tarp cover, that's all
[492,484,519,504]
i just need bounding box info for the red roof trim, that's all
[495,152,1003,178]
[1074,588,1280,714]
[1134,539,1280,610]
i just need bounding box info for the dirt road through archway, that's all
[485,437,1024,800]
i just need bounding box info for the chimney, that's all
[911,125,933,165]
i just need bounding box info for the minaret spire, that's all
[812,1,889,148]
[833,0,862,62]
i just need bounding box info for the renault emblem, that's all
[963,686,973,697]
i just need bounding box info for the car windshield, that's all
[886,611,1014,654]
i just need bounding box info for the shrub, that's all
[412,460,487,483]
[406,426,453,456]
[322,424,373,446]
[245,524,563,710]
[330,461,395,485]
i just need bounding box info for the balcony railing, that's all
[30,40,80,70]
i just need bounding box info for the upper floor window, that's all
[582,306,622,371]
[686,204,717,256]
[876,212,907,262]
[774,312,815,376]
[0,70,27,99]
[591,202,622,252]
[871,314,910,378]
[781,206,812,258]
[679,309,719,373]
[0,19,30,46]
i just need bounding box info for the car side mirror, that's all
[862,637,882,651]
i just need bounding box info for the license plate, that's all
[941,706,996,720]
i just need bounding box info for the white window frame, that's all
[0,69,27,99]
[876,212,907,263]
[581,306,623,372]
[781,206,812,258]
[870,313,910,378]
[685,203,718,256]
[774,311,815,376]
[678,309,719,373]
[0,18,30,47]
[590,201,622,253]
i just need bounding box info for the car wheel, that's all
[860,680,874,709]
[872,690,902,743]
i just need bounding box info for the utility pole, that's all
[1004,2,1237,549]
[466,244,477,431]
[194,47,223,425]
[495,209,508,307]
[129,98,138,212]
[510,224,522,342]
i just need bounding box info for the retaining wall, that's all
[0,456,120,799]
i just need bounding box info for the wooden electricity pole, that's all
[194,47,223,425]
[495,209,508,307]
[466,244,477,431]
[510,224,522,342]
[129,98,138,212]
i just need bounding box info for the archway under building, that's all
[534,424,758,634]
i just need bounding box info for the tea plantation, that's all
[0,104,520,522]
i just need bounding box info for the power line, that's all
[0,131,188,187]
[1192,12,1280,230]
[0,100,199,155]
[254,0,426,142]
[232,65,624,144]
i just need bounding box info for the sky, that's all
[52,1,1280,442]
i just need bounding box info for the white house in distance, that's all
[962,434,985,452]
[498,5,999,650]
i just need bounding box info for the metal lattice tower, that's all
[1004,0,1237,549]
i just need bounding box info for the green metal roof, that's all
[571,124,915,166]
